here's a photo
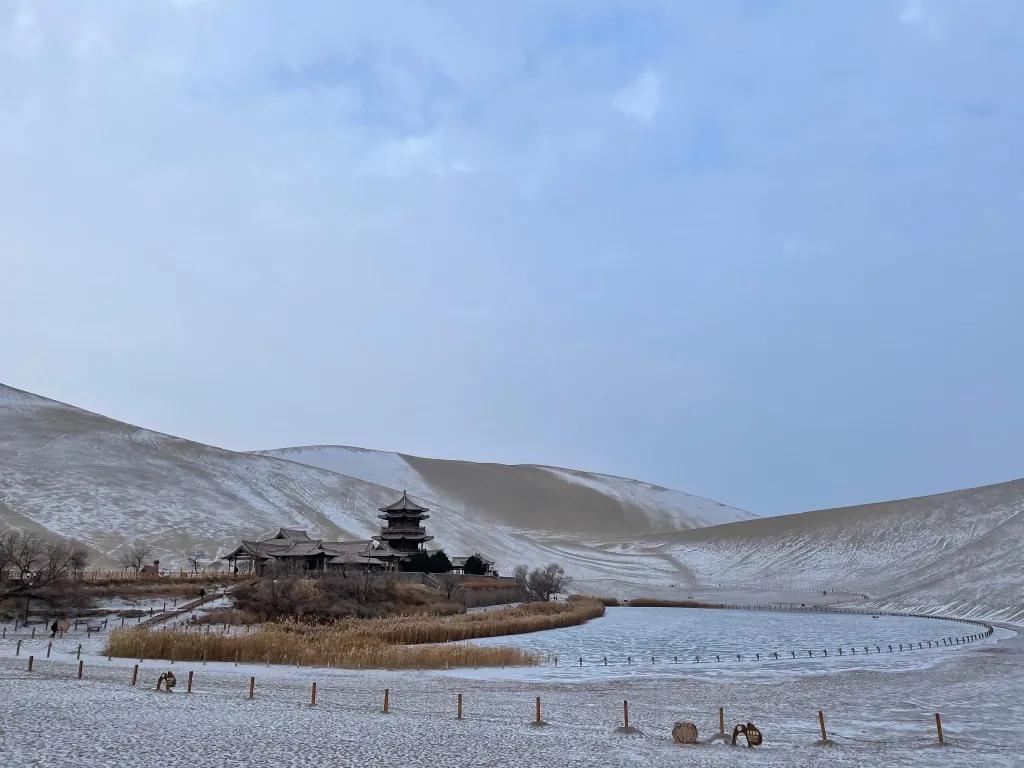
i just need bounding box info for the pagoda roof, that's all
[272,528,314,541]
[378,490,430,513]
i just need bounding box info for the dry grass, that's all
[625,598,721,608]
[106,598,605,669]
[82,578,236,600]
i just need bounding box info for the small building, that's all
[450,554,497,576]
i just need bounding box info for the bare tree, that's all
[436,572,464,602]
[515,563,569,602]
[118,542,152,574]
[184,547,207,574]
[0,531,88,620]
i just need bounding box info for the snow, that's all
[0,612,1021,767]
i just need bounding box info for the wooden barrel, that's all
[672,722,698,744]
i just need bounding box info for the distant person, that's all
[49,619,59,638]
[199,588,206,599]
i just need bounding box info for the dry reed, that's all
[105,598,605,669]
[625,598,721,608]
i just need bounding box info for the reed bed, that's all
[105,598,605,669]
[625,598,721,608]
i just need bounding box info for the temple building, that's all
[222,530,402,575]
[374,491,433,554]
[222,490,495,576]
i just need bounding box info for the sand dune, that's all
[259,445,754,535]
[2,382,1021,623]
[0,384,741,575]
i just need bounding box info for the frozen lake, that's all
[461,607,999,681]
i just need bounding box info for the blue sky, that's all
[2,1,1022,515]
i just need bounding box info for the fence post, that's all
[934,713,944,745]
[535,696,542,725]
[131,664,139,686]
[15,639,21,656]
[310,681,317,706]
[77,660,84,679]
[719,707,725,735]
[457,693,463,720]
[28,655,34,672]
[818,710,827,741]
[187,670,194,694]
[383,688,390,713]
[248,676,255,699]
[623,700,630,730]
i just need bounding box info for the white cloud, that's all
[898,0,944,39]
[612,69,660,123]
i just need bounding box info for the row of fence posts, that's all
[548,631,986,668]
[19,656,951,746]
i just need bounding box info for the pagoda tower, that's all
[374,491,433,554]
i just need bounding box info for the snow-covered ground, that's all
[0,611,1020,767]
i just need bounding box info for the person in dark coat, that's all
[49,619,59,638]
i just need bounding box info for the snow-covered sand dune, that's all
[0,384,742,575]
[623,480,1024,623]
[258,445,754,535]
[2,382,1022,624]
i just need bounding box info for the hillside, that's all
[3,382,1021,623]
[598,480,1024,623]
[0,384,741,576]
[257,445,754,535]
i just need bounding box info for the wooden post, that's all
[719,707,725,735]
[31,626,36,639]
[457,693,463,720]
[818,710,827,741]
[77,660,84,679]
[27,655,34,672]
[383,688,390,713]
[131,664,139,686]
[310,681,317,706]
[76,644,82,660]
[47,642,52,658]
[187,670,194,694]
[535,696,542,725]
[15,639,21,656]
[235,651,239,666]
[248,676,255,699]
[934,713,944,745]
[623,700,630,729]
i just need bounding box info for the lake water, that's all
[455,606,998,681]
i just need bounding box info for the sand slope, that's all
[618,479,1024,623]
[0,384,738,575]
[3,382,1021,622]
[258,445,754,535]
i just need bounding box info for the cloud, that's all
[898,0,943,39]
[612,69,660,123]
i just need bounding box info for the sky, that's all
[1,1,1022,516]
